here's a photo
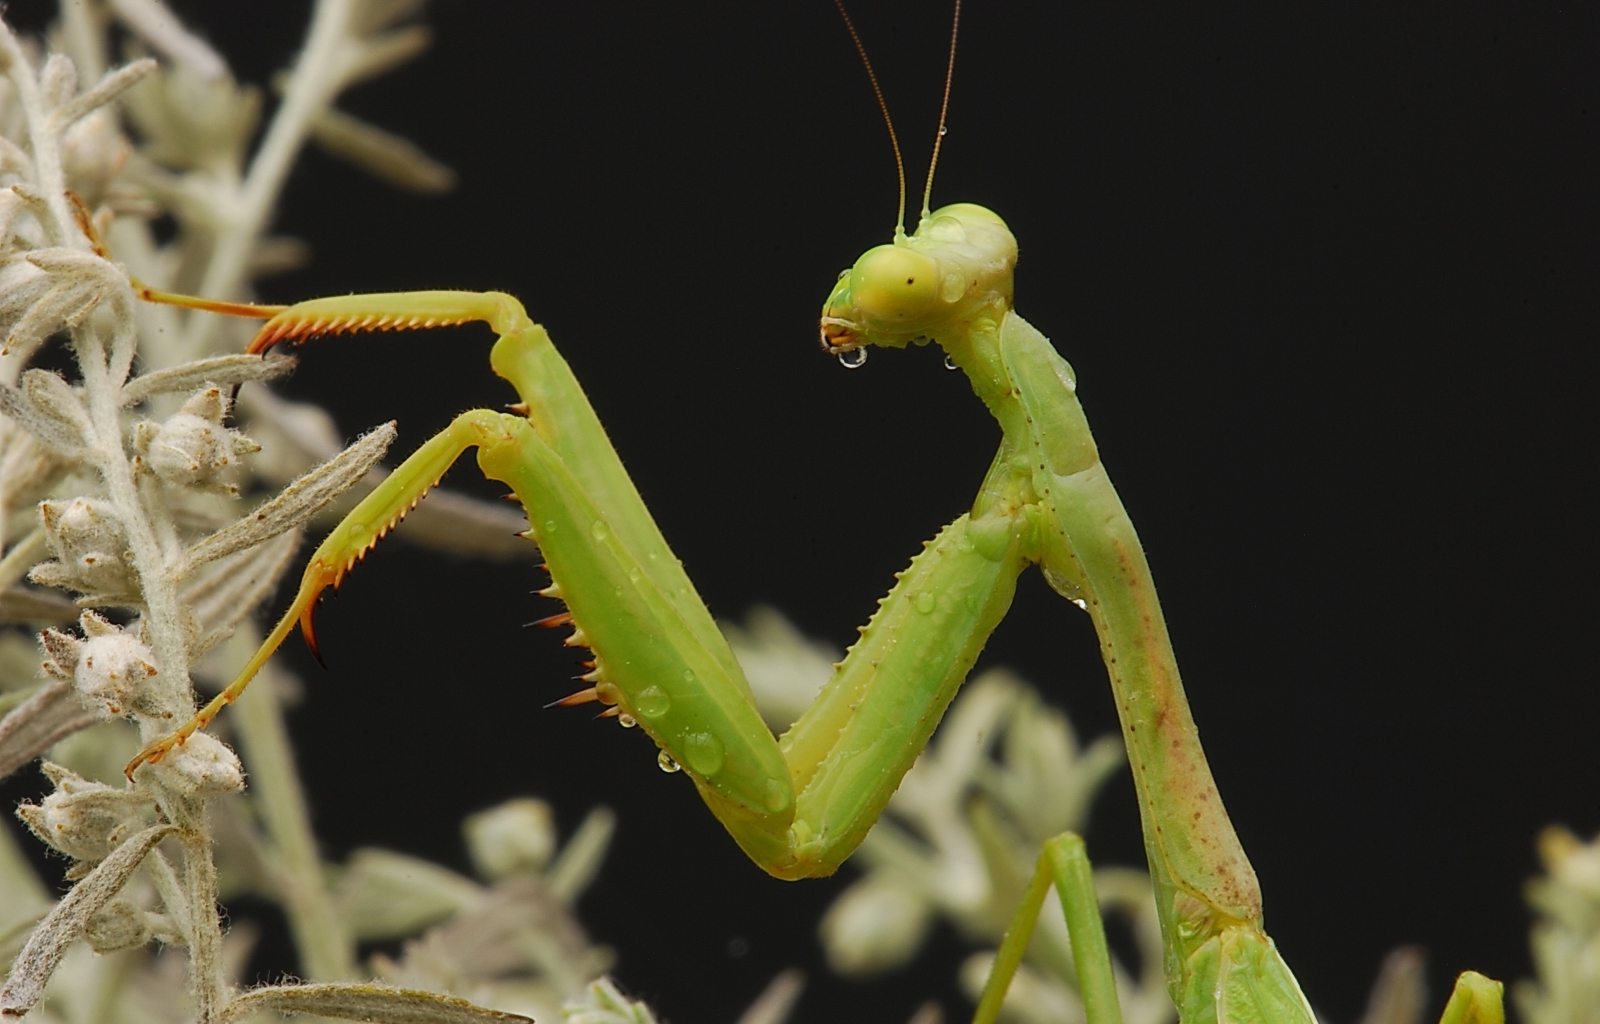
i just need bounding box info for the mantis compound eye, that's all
[849,244,940,325]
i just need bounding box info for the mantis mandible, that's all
[115,7,1509,1023]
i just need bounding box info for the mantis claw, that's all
[300,602,326,667]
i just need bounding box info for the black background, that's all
[2,3,1596,1022]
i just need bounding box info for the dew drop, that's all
[837,347,868,369]
[938,125,948,137]
[943,353,958,371]
[682,668,695,683]
[765,777,792,814]
[544,520,558,533]
[591,520,609,541]
[914,591,936,615]
[1073,598,1088,610]
[628,566,642,582]
[657,750,682,773]
[634,685,671,718]
[683,731,725,776]
[617,713,638,728]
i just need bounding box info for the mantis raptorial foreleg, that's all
[125,288,1031,882]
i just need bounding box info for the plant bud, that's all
[150,731,244,796]
[464,798,556,880]
[70,612,157,717]
[15,762,148,865]
[818,872,933,976]
[137,386,260,492]
[84,898,153,953]
[35,497,137,598]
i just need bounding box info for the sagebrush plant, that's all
[0,4,1592,1024]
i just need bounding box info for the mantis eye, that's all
[849,245,940,323]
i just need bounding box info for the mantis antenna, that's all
[832,1,964,237]
[831,0,907,237]
[921,0,961,223]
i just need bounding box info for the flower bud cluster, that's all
[148,730,245,796]
[40,610,157,717]
[30,497,138,601]
[134,385,261,493]
[14,762,153,877]
[37,613,245,797]
[464,798,557,881]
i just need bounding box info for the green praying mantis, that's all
[109,8,1512,1024]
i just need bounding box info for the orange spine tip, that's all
[596,706,621,719]
[530,611,574,629]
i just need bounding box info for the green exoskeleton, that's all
[118,27,1506,1024]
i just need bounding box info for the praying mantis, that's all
[87,2,1561,1024]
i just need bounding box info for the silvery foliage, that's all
[0,1,613,1021]
[1517,828,1600,1024]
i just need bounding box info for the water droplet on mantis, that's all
[683,731,725,776]
[544,520,558,533]
[682,668,695,682]
[914,591,936,614]
[634,685,670,718]
[838,348,868,369]
[657,750,681,773]
[618,713,637,728]
[591,519,609,541]
[628,566,642,582]
[1073,598,1088,610]
[943,354,958,371]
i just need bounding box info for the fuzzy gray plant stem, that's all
[0,20,230,1021]
[182,0,354,356]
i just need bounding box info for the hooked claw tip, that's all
[299,606,327,668]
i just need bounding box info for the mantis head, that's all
[820,202,1018,355]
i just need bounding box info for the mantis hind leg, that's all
[972,832,1124,1024]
